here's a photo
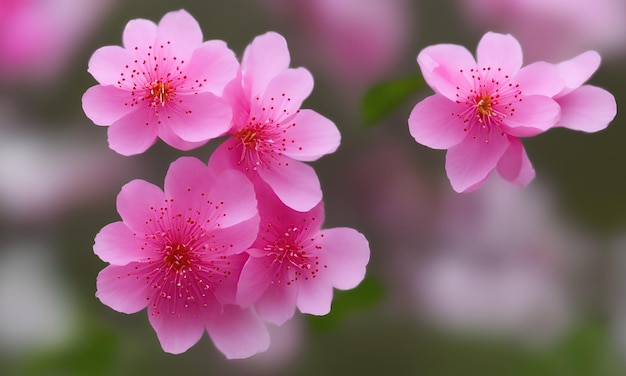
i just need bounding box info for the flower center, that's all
[476,94,493,117]
[163,243,192,272]
[146,80,174,107]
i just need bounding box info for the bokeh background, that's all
[1,0,625,375]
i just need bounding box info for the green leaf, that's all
[361,74,425,126]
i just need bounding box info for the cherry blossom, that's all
[82,9,238,155]
[237,182,370,325]
[94,157,269,358]
[408,32,564,192]
[208,32,341,212]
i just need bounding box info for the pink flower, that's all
[82,9,238,156]
[94,157,269,359]
[0,0,117,84]
[408,32,563,193]
[236,183,370,325]
[208,32,341,212]
[552,51,617,133]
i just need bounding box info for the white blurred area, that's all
[0,239,78,355]
[412,178,593,344]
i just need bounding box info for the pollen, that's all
[476,94,493,117]
[146,80,175,107]
[164,243,192,272]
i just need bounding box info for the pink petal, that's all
[257,157,322,212]
[409,94,470,150]
[241,32,291,97]
[502,95,560,136]
[148,296,206,354]
[87,45,133,86]
[317,228,370,290]
[82,85,134,126]
[96,264,150,314]
[209,253,248,306]
[94,221,150,265]
[556,50,601,94]
[205,305,270,359]
[122,18,157,56]
[515,62,563,97]
[496,137,535,187]
[203,169,258,229]
[476,32,522,74]
[163,156,212,211]
[282,109,341,162]
[255,67,314,121]
[116,179,165,233]
[107,109,159,156]
[417,43,476,100]
[556,85,617,132]
[207,138,240,172]
[183,40,239,95]
[295,277,333,316]
[164,92,232,143]
[155,9,203,59]
[256,283,299,326]
[207,217,261,257]
[157,122,208,151]
[236,252,275,307]
[445,131,510,193]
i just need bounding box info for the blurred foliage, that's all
[361,75,425,126]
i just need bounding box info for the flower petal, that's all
[556,50,601,94]
[148,296,206,354]
[476,32,522,75]
[94,221,150,265]
[96,264,150,314]
[256,67,314,121]
[256,284,299,326]
[409,94,469,149]
[502,95,560,136]
[82,85,134,126]
[163,156,212,211]
[515,62,563,97]
[296,278,333,316]
[317,228,370,290]
[183,40,238,95]
[165,93,232,143]
[203,169,258,229]
[282,109,341,162]
[205,305,270,359]
[496,137,535,187]
[116,179,165,233]
[157,122,208,151]
[155,9,203,59]
[241,32,291,98]
[107,108,159,156]
[445,130,510,193]
[417,43,476,100]
[87,45,133,86]
[257,157,322,212]
[122,18,157,56]
[236,252,275,308]
[555,85,616,132]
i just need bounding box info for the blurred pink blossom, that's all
[82,9,238,155]
[262,0,414,91]
[237,183,370,325]
[409,32,563,192]
[0,107,137,225]
[209,32,340,212]
[414,178,590,342]
[94,157,269,358]
[0,0,117,84]
[458,0,626,61]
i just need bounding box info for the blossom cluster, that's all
[408,32,617,193]
[83,10,370,359]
